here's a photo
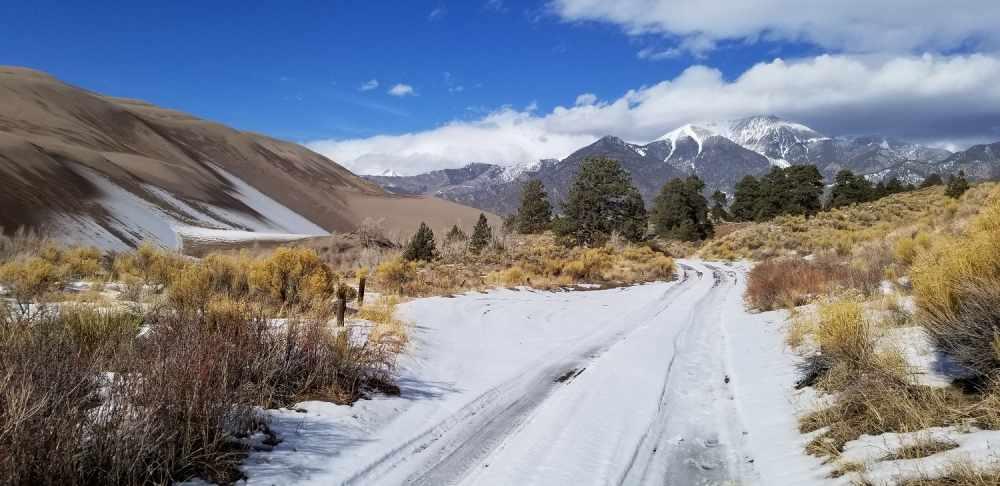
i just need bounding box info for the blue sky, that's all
[3,1,1000,174]
[0,0,817,141]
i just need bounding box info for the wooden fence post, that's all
[336,293,346,327]
[358,275,366,307]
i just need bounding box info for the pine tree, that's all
[730,175,762,221]
[469,213,492,254]
[445,224,466,243]
[921,173,944,188]
[730,166,824,221]
[710,190,729,222]
[782,165,825,217]
[828,169,874,209]
[652,176,713,241]
[403,222,437,262]
[945,170,970,199]
[516,179,552,234]
[555,157,647,246]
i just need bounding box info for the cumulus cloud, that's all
[359,79,379,91]
[388,84,416,97]
[574,93,598,106]
[309,53,1000,174]
[549,0,1000,55]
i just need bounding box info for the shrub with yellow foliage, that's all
[375,258,417,294]
[248,247,337,308]
[912,187,1000,377]
[0,256,62,307]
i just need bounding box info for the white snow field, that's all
[241,261,832,485]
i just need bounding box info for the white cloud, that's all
[484,0,507,12]
[309,53,1000,174]
[388,84,416,97]
[574,93,598,106]
[306,109,595,175]
[637,46,681,61]
[359,79,379,91]
[549,0,1000,55]
[428,7,446,21]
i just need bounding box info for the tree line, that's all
[402,158,973,258]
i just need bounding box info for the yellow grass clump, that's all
[357,295,409,353]
[816,298,873,365]
[911,186,1000,377]
[0,256,62,305]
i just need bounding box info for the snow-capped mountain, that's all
[936,142,1000,180]
[366,115,995,215]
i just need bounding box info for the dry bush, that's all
[0,293,400,484]
[801,372,971,457]
[248,247,337,309]
[913,189,1000,378]
[883,435,959,461]
[357,295,408,352]
[118,275,146,303]
[168,263,215,315]
[746,259,844,310]
[488,266,529,287]
[0,256,63,317]
[59,246,103,280]
[0,227,48,261]
[375,258,417,294]
[895,232,934,268]
[112,243,184,289]
[792,296,962,456]
[816,299,874,366]
[0,241,409,484]
[561,247,615,281]
[746,253,891,311]
[899,460,1000,485]
[786,308,816,348]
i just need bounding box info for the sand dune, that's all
[0,66,492,249]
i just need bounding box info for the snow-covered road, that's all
[243,261,829,485]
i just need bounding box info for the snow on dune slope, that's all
[52,166,326,250]
[241,262,828,485]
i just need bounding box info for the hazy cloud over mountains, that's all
[310,53,1000,175]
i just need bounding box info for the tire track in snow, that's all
[618,263,751,486]
[342,268,700,486]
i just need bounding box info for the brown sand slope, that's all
[0,66,492,248]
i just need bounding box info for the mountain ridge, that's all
[365,115,995,215]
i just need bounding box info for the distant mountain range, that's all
[365,115,1000,215]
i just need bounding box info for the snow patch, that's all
[658,123,716,158]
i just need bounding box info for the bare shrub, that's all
[0,227,47,261]
[746,259,843,311]
[919,280,1000,379]
[0,241,409,484]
